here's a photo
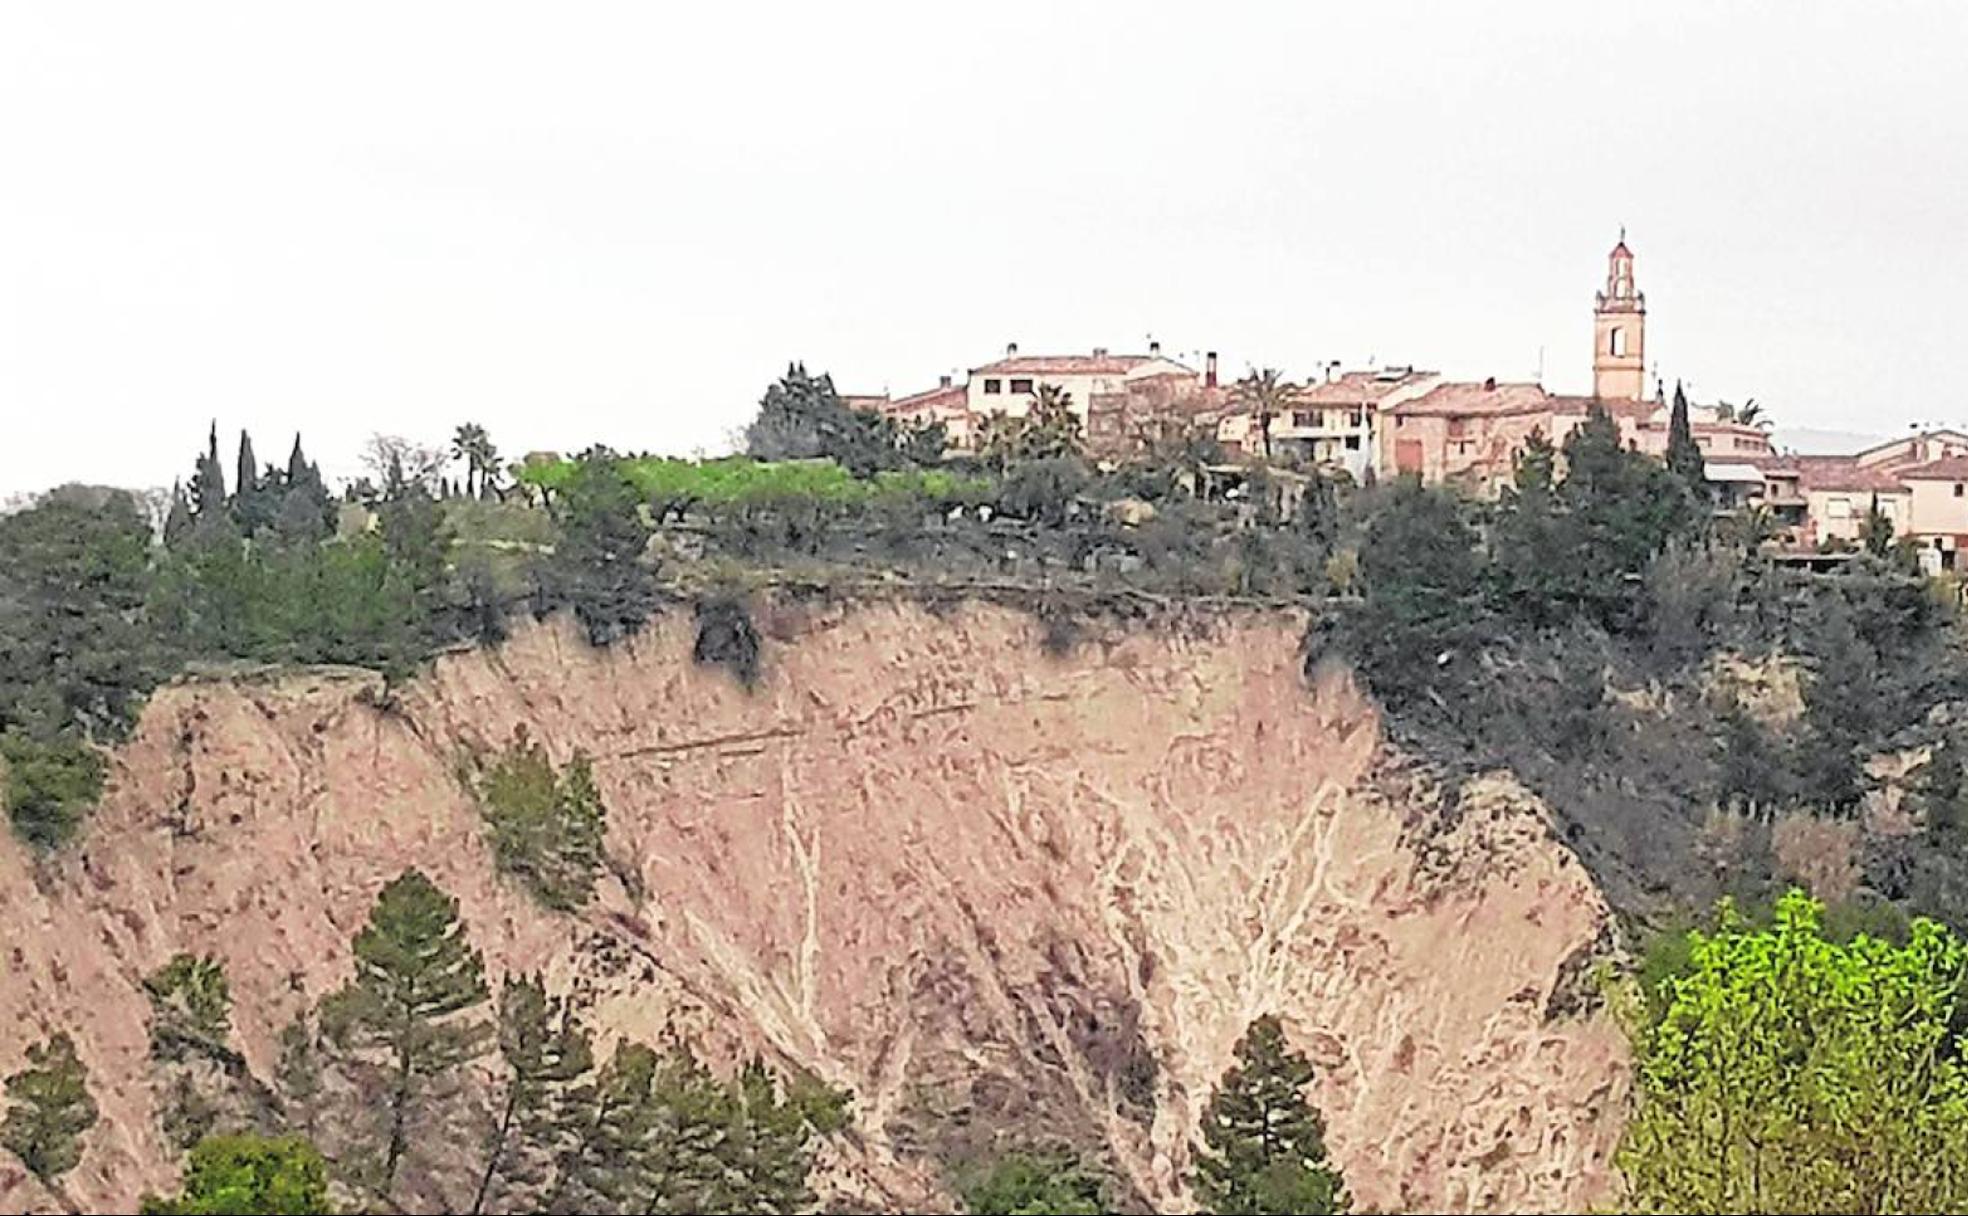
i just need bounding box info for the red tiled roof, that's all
[876,382,967,421]
[1898,457,1968,481]
[1290,369,1437,405]
[840,394,890,411]
[971,353,1182,376]
[1388,381,1553,418]
[1610,240,1633,259]
[1789,455,1908,493]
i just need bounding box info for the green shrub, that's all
[1,731,105,849]
[473,729,607,910]
[960,1150,1107,1215]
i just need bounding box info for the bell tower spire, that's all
[1593,232,1646,400]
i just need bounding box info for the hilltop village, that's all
[846,238,1968,571]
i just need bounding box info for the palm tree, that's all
[1737,399,1767,429]
[1232,368,1295,461]
[451,424,502,499]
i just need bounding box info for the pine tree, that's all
[319,869,491,1196]
[470,974,593,1216]
[716,1058,818,1215]
[1189,1016,1347,1216]
[1,1032,100,1185]
[474,730,608,911]
[1666,381,1706,486]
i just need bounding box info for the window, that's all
[1956,483,1964,499]
[983,379,1001,394]
[1293,410,1317,428]
[1609,327,1627,357]
[1348,410,1364,428]
[1009,378,1034,394]
[1344,435,1361,450]
[1394,416,1405,428]
[1828,496,1852,519]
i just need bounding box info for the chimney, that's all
[1483,376,1497,391]
[1205,351,1219,389]
[1325,361,1338,385]
[1149,340,1161,356]
[1006,341,1018,357]
[1092,346,1108,358]
[939,374,952,389]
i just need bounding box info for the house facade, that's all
[965,343,1204,422]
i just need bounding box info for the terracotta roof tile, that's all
[1790,455,1909,493]
[1898,457,1968,481]
[1290,369,1437,405]
[971,353,1186,376]
[1388,381,1553,418]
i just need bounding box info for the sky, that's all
[4,2,1967,493]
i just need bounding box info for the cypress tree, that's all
[164,480,194,548]
[1,1033,100,1186]
[286,434,311,487]
[1189,1016,1347,1215]
[192,422,228,519]
[235,430,259,502]
[319,869,490,1196]
[1666,381,1706,487]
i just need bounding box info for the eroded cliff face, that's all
[0,600,1628,1213]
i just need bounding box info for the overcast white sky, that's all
[4,2,1966,493]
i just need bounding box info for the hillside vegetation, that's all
[7,365,1968,1212]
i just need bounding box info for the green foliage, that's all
[1617,890,1968,1213]
[474,728,608,911]
[319,868,491,1193]
[996,457,1090,526]
[1,731,105,849]
[0,487,162,745]
[144,954,234,1064]
[551,1044,842,1216]
[961,1149,1107,1215]
[742,363,938,475]
[471,974,594,1216]
[1347,477,1485,708]
[519,453,986,510]
[979,383,1084,468]
[1231,367,1294,461]
[1665,382,1706,488]
[152,533,428,674]
[1859,492,1898,557]
[141,1133,334,1215]
[539,446,659,646]
[1190,1015,1347,1216]
[1,1032,99,1184]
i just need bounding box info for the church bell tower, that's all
[1593,232,1646,401]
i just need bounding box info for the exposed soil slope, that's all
[0,601,1627,1213]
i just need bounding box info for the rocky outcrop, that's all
[0,600,1628,1213]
